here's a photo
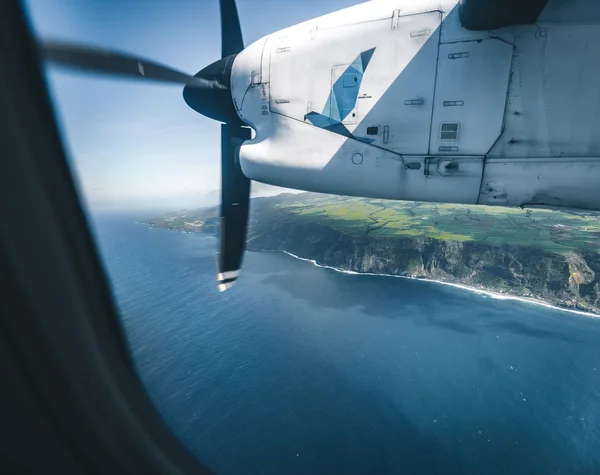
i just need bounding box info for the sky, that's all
[23,0,364,212]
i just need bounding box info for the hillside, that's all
[145,193,600,314]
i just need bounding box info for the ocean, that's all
[91,214,600,475]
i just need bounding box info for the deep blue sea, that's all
[91,214,600,475]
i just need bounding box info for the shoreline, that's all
[265,250,600,319]
[141,225,600,318]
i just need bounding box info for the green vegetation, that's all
[145,193,600,313]
[146,193,600,255]
[272,195,600,255]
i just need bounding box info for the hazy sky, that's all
[23,0,362,211]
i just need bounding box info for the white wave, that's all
[265,250,600,318]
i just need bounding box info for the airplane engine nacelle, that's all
[231,1,487,205]
[230,0,600,211]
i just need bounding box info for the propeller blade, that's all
[219,0,244,57]
[41,40,217,87]
[217,124,251,291]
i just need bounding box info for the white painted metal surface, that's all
[430,39,514,155]
[268,10,442,155]
[479,158,600,210]
[231,0,600,211]
[488,23,600,159]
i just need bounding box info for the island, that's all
[144,193,600,315]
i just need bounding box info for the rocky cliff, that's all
[146,194,600,314]
[245,221,600,314]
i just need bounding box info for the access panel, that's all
[430,39,514,155]
[269,11,441,154]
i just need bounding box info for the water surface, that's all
[92,215,600,475]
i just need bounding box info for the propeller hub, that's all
[183,54,241,124]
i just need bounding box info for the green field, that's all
[274,195,600,255]
[148,193,600,255]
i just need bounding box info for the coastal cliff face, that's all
[246,221,600,314]
[145,193,600,314]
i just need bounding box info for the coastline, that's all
[265,249,600,319]
[141,224,600,318]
